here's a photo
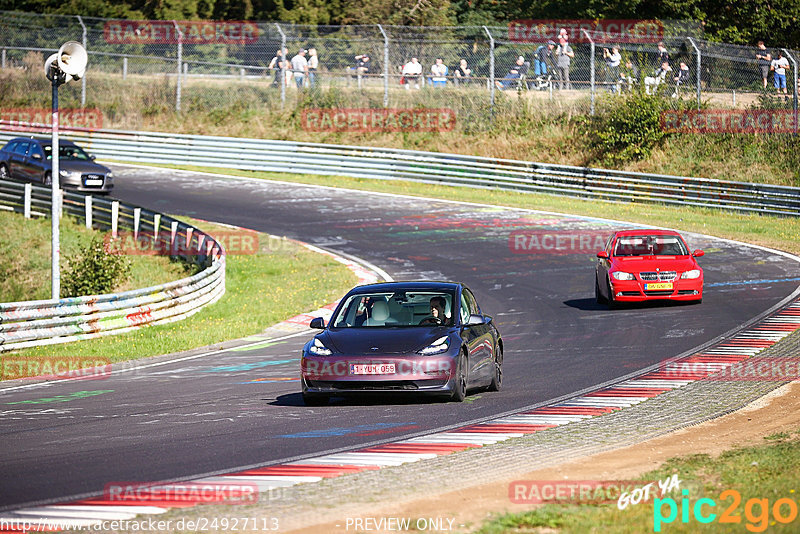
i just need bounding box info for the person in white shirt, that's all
[307,48,319,88]
[290,49,308,90]
[430,58,448,87]
[402,57,423,89]
[603,46,622,93]
[771,51,791,95]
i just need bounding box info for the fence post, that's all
[582,29,595,115]
[24,183,31,219]
[111,200,119,238]
[687,37,701,109]
[377,24,389,108]
[170,221,178,255]
[133,207,141,238]
[76,15,87,107]
[85,195,92,228]
[483,26,495,116]
[172,20,182,112]
[122,56,127,80]
[783,49,798,136]
[275,23,286,107]
[1,49,5,69]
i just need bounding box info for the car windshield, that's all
[43,144,92,161]
[614,235,688,256]
[332,290,455,328]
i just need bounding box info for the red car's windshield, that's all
[613,235,688,257]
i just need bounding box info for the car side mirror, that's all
[596,251,609,259]
[309,317,325,329]
[483,315,493,324]
[31,153,42,160]
[692,249,704,257]
[466,314,484,326]
[90,154,96,160]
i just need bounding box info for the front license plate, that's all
[350,363,395,375]
[645,282,673,290]
[84,178,103,186]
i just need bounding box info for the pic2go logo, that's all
[654,489,799,532]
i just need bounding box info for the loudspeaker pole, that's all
[51,69,62,299]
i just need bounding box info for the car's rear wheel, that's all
[0,164,8,180]
[487,346,503,392]
[595,275,607,304]
[302,392,329,406]
[449,351,468,402]
[43,171,51,186]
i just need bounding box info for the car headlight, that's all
[419,336,450,355]
[612,271,635,281]
[308,337,332,356]
[106,171,113,179]
[59,169,79,178]
[681,269,701,279]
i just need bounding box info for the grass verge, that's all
[474,428,800,533]
[8,217,357,364]
[0,209,191,302]
[123,162,800,258]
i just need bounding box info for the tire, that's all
[449,351,468,402]
[0,164,8,180]
[607,279,620,309]
[43,171,51,186]
[302,392,329,406]
[487,346,503,392]
[595,276,607,304]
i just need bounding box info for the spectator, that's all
[672,61,690,98]
[755,41,772,90]
[401,57,422,89]
[352,54,370,78]
[290,49,308,90]
[454,58,471,85]
[771,51,790,95]
[307,48,319,88]
[621,59,639,92]
[644,61,671,95]
[656,41,670,68]
[603,46,622,93]
[555,36,574,90]
[430,58,448,87]
[535,40,556,77]
[496,55,528,90]
[268,47,287,87]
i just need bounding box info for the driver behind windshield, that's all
[429,296,450,325]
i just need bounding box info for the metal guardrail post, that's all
[783,48,798,136]
[582,29,595,116]
[483,26,495,117]
[111,200,119,237]
[24,183,31,218]
[377,24,389,108]
[172,20,182,112]
[275,24,286,107]
[1,49,5,69]
[76,15,87,107]
[687,37,701,109]
[133,207,141,238]
[122,56,127,80]
[85,195,92,228]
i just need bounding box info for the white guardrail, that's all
[2,123,800,217]
[0,179,225,352]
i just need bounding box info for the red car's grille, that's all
[640,271,677,281]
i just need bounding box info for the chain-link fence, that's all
[1,11,798,125]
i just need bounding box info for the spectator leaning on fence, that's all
[307,48,319,88]
[454,58,471,85]
[496,55,528,90]
[603,46,622,93]
[431,58,448,87]
[290,49,308,90]
[555,36,574,90]
[771,51,790,95]
[535,40,556,78]
[756,41,772,90]
[354,54,370,77]
[672,61,690,98]
[644,61,672,94]
[268,47,288,87]
[402,57,422,89]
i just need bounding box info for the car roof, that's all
[5,137,78,146]
[348,281,462,294]
[612,229,682,238]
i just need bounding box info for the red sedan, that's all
[595,229,704,306]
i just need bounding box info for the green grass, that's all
[9,217,357,363]
[124,163,800,258]
[474,429,800,533]
[0,210,190,302]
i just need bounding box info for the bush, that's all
[61,236,131,298]
[581,92,698,166]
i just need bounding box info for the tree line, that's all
[2,0,798,49]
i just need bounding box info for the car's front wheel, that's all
[43,171,51,186]
[0,164,8,180]
[595,275,607,304]
[487,346,502,392]
[449,351,468,402]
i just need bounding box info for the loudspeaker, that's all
[43,41,87,83]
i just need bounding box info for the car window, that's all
[463,289,479,315]
[331,290,454,327]
[4,141,19,154]
[459,296,470,324]
[614,235,689,256]
[43,144,92,161]
[29,143,44,159]
[14,142,30,156]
